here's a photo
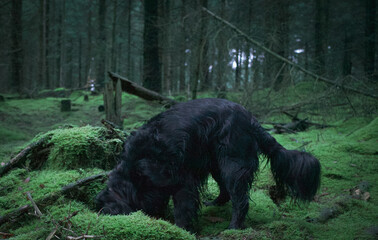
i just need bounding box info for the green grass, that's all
[0,86,377,239]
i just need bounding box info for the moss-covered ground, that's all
[0,85,377,239]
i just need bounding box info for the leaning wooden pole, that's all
[108,71,177,107]
[202,7,377,99]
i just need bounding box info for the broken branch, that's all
[0,135,52,177]
[26,192,43,217]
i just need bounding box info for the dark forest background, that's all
[0,0,377,98]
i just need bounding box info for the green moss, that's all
[54,87,66,92]
[0,87,377,239]
[32,125,124,170]
[0,169,103,216]
[9,221,50,240]
[263,220,315,240]
[338,117,378,155]
[71,211,195,240]
[220,228,267,240]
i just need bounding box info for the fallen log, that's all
[0,135,52,177]
[264,117,330,134]
[0,172,109,226]
[108,71,177,107]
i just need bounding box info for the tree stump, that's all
[61,100,71,112]
[103,80,122,127]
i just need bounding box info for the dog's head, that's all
[95,161,141,215]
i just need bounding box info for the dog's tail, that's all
[251,119,321,201]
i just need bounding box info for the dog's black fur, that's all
[96,98,321,231]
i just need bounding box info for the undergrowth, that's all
[0,85,377,239]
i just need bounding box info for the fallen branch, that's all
[45,227,58,240]
[101,119,124,139]
[264,117,330,134]
[108,71,178,107]
[26,192,43,217]
[202,7,377,99]
[0,172,109,226]
[0,232,14,238]
[0,135,52,177]
[66,235,103,240]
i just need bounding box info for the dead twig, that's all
[26,192,43,217]
[45,227,58,240]
[66,235,103,240]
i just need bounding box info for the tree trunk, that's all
[161,0,172,94]
[342,32,352,76]
[216,0,226,93]
[314,0,329,75]
[111,0,118,72]
[39,0,48,89]
[97,0,107,89]
[199,0,210,92]
[273,0,289,91]
[11,0,23,94]
[364,0,376,80]
[178,0,186,92]
[235,46,241,90]
[78,38,82,87]
[66,39,73,88]
[85,3,92,87]
[59,0,66,87]
[143,0,162,93]
[127,0,133,80]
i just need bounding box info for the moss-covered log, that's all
[0,135,51,177]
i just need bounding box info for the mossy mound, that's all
[32,125,125,170]
[0,168,104,216]
[338,117,378,154]
[70,211,195,240]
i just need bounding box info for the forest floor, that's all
[0,84,377,240]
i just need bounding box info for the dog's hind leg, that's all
[220,157,254,229]
[205,167,230,206]
[172,185,200,232]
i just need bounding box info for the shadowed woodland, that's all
[0,0,377,239]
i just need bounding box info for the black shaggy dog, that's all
[96,98,320,231]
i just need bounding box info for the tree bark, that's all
[39,0,47,89]
[58,0,66,87]
[143,0,162,93]
[314,0,329,75]
[364,0,376,80]
[11,0,23,93]
[110,0,118,72]
[85,3,93,87]
[97,0,107,89]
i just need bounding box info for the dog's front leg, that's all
[172,186,200,232]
